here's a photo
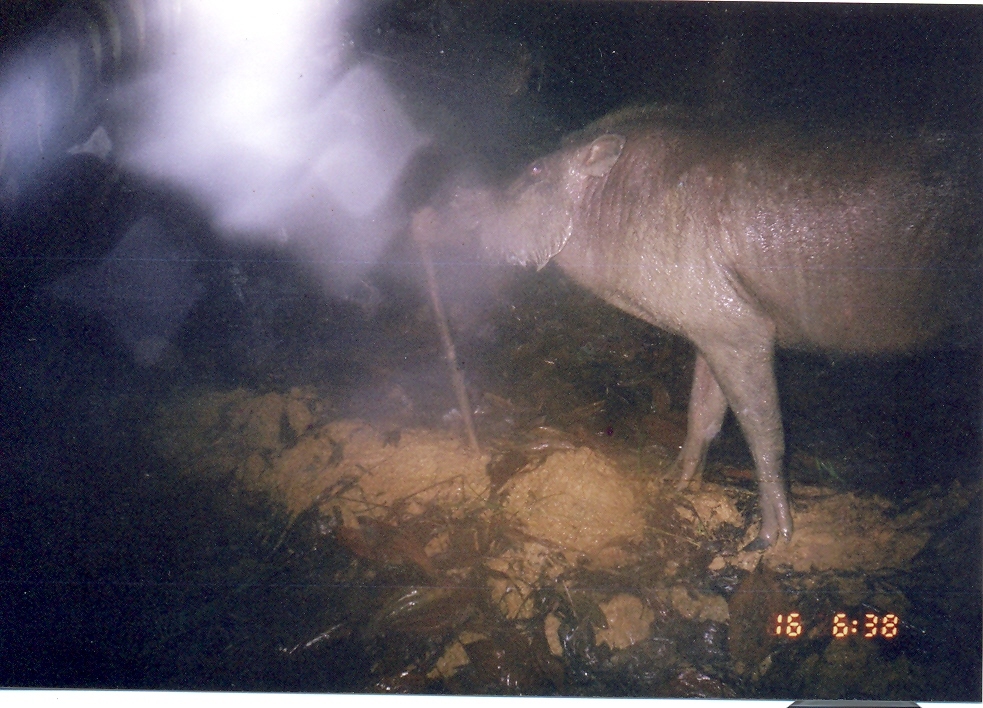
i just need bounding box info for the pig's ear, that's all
[582,134,625,177]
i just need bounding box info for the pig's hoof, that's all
[742,536,773,552]
[674,477,704,493]
[671,470,701,492]
[666,452,705,492]
[742,522,793,552]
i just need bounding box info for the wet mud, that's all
[1,253,978,697]
[136,267,982,697]
[1,2,980,699]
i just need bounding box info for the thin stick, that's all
[415,233,481,453]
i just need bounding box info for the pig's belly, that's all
[753,266,954,354]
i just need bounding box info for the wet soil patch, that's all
[1,262,979,698]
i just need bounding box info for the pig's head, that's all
[484,133,626,268]
[414,134,626,269]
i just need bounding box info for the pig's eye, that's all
[529,161,544,178]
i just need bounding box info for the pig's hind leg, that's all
[673,353,728,491]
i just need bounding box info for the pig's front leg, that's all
[698,340,792,550]
[674,353,729,491]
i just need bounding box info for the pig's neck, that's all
[553,215,744,345]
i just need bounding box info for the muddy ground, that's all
[2,257,980,697]
[151,263,983,697]
[147,382,979,697]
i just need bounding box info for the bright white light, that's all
[174,0,321,163]
[0,50,65,188]
[120,0,427,288]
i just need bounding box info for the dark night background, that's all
[0,1,980,697]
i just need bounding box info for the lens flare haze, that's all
[119,0,427,289]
